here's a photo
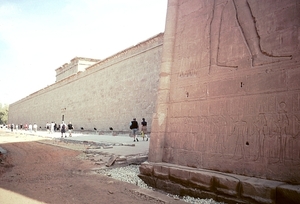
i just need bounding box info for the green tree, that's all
[0,103,8,125]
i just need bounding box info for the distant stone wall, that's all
[148,0,300,184]
[8,33,164,132]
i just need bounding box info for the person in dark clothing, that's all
[67,122,74,137]
[141,118,148,141]
[130,118,139,142]
[61,122,66,138]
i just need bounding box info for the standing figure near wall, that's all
[68,122,74,137]
[33,123,37,132]
[141,118,148,141]
[130,118,139,142]
[61,121,66,138]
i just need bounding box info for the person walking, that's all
[33,123,37,133]
[28,124,32,133]
[130,118,139,142]
[50,122,55,134]
[61,121,66,138]
[141,118,148,141]
[67,122,74,137]
[46,122,50,134]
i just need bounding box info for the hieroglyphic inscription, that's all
[167,98,300,165]
[178,69,197,78]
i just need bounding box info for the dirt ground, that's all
[0,132,160,204]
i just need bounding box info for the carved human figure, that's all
[277,102,289,163]
[214,116,227,155]
[254,113,267,160]
[232,119,248,159]
[292,116,300,164]
[209,0,292,70]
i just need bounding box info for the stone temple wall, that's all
[8,33,163,132]
[140,0,300,203]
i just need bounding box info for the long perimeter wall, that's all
[8,33,164,132]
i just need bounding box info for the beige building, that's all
[55,57,101,82]
[8,33,164,132]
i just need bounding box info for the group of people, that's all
[9,123,38,132]
[45,121,74,138]
[9,119,147,141]
[7,121,74,138]
[130,118,148,142]
[59,121,74,138]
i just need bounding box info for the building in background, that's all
[8,33,164,133]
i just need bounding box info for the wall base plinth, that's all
[139,162,300,204]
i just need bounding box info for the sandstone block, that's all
[276,184,300,204]
[189,170,214,191]
[153,164,169,180]
[213,173,240,197]
[139,162,153,176]
[240,177,284,204]
[169,166,189,185]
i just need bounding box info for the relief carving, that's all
[231,118,248,160]
[168,101,300,166]
[254,113,267,160]
[209,0,292,72]
[178,69,197,78]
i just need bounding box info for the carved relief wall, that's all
[149,0,300,183]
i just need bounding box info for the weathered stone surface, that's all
[139,162,153,176]
[148,0,300,185]
[189,170,214,191]
[106,154,117,167]
[169,166,190,185]
[153,164,169,180]
[126,156,148,165]
[115,156,126,161]
[239,177,284,204]
[212,173,240,197]
[102,146,113,149]
[276,184,300,204]
[140,163,300,204]
[143,0,300,202]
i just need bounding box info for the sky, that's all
[0,0,168,105]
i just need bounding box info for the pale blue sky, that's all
[0,0,167,104]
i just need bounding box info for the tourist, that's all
[50,122,55,134]
[46,122,50,133]
[130,118,139,142]
[28,124,32,132]
[141,118,148,141]
[60,121,66,138]
[67,122,74,137]
[33,123,37,132]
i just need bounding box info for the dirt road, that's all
[0,132,161,204]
